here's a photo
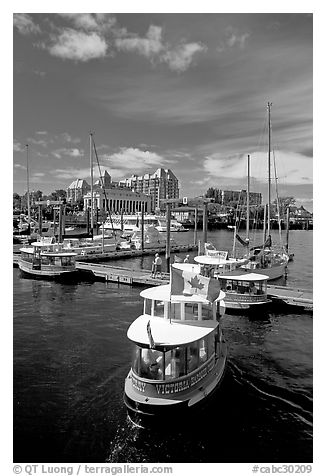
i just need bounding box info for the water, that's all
[13,229,313,463]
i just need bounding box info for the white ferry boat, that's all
[124,265,227,425]
[19,237,78,280]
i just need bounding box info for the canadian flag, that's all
[171,266,220,303]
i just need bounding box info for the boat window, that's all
[207,333,214,359]
[41,256,49,265]
[187,341,199,373]
[164,347,187,380]
[61,256,72,267]
[132,346,141,375]
[184,302,197,320]
[153,300,165,318]
[199,338,208,364]
[48,256,55,265]
[202,304,212,320]
[170,303,180,320]
[138,348,164,380]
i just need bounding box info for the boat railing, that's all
[225,293,267,303]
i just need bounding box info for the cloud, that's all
[27,137,48,147]
[13,13,41,35]
[162,42,207,73]
[47,29,108,62]
[217,26,250,52]
[52,148,84,159]
[13,140,25,152]
[203,150,312,186]
[14,163,26,170]
[108,147,168,172]
[115,25,164,58]
[36,131,48,135]
[61,132,81,144]
[58,13,117,34]
[115,24,206,72]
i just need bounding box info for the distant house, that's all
[67,179,90,203]
[289,205,313,227]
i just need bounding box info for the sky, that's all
[12,11,313,210]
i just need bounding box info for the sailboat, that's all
[239,103,289,281]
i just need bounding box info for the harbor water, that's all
[13,229,313,463]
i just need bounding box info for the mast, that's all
[267,102,272,237]
[90,132,94,230]
[25,144,31,223]
[246,154,250,242]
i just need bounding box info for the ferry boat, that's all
[186,250,270,313]
[124,265,227,425]
[18,237,78,280]
[217,271,270,311]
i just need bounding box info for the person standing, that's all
[184,255,190,263]
[152,253,163,278]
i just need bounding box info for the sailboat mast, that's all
[267,102,272,237]
[246,154,250,241]
[25,144,31,223]
[90,132,94,230]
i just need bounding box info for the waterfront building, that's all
[67,179,90,203]
[119,168,179,211]
[83,177,152,214]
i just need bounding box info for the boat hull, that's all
[124,341,227,426]
[18,260,78,281]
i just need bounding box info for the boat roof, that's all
[218,271,269,281]
[140,283,225,303]
[127,314,218,347]
[19,246,77,256]
[194,255,244,265]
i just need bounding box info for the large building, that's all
[67,179,90,203]
[120,168,179,210]
[83,170,152,214]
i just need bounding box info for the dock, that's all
[76,261,169,286]
[13,250,313,311]
[267,285,313,311]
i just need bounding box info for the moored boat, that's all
[18,237,78,280]
[217,271,270,312]
[124,265,227,425]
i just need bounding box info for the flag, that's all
[147,320,155,349]
[171,266,220,303]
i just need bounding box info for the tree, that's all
[13,193,21,209]
[50,189,67,201]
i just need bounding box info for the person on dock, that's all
[184,255,190,263]
[152,253,163,278]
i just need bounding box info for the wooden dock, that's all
[76,261,169,286]
[267,285,313,311]
[13,250,313,310]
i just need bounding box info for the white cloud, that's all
[13,13,41,35]
[162,42,207,72]
[108,147,167,171]
[115,25,164,58]
[13,140,24,152]
[217,27,250,52]
[203,150,312,185]
[58,13,117,34]
[14,163,26,170]
[36,131,48,135]
[52,148,83,159]
[48,29,108,62]
[115,24,206,72]
[27,137,48,147]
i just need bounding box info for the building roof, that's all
[67,179,90,189]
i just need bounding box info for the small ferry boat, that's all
[156,218,188,232]
[19,237,78,280]
[217,271,270,312]
[124,265,227,425]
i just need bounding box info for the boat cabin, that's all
[128,315,222,382]
[194,255,246,277]
[217,271,269,308]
